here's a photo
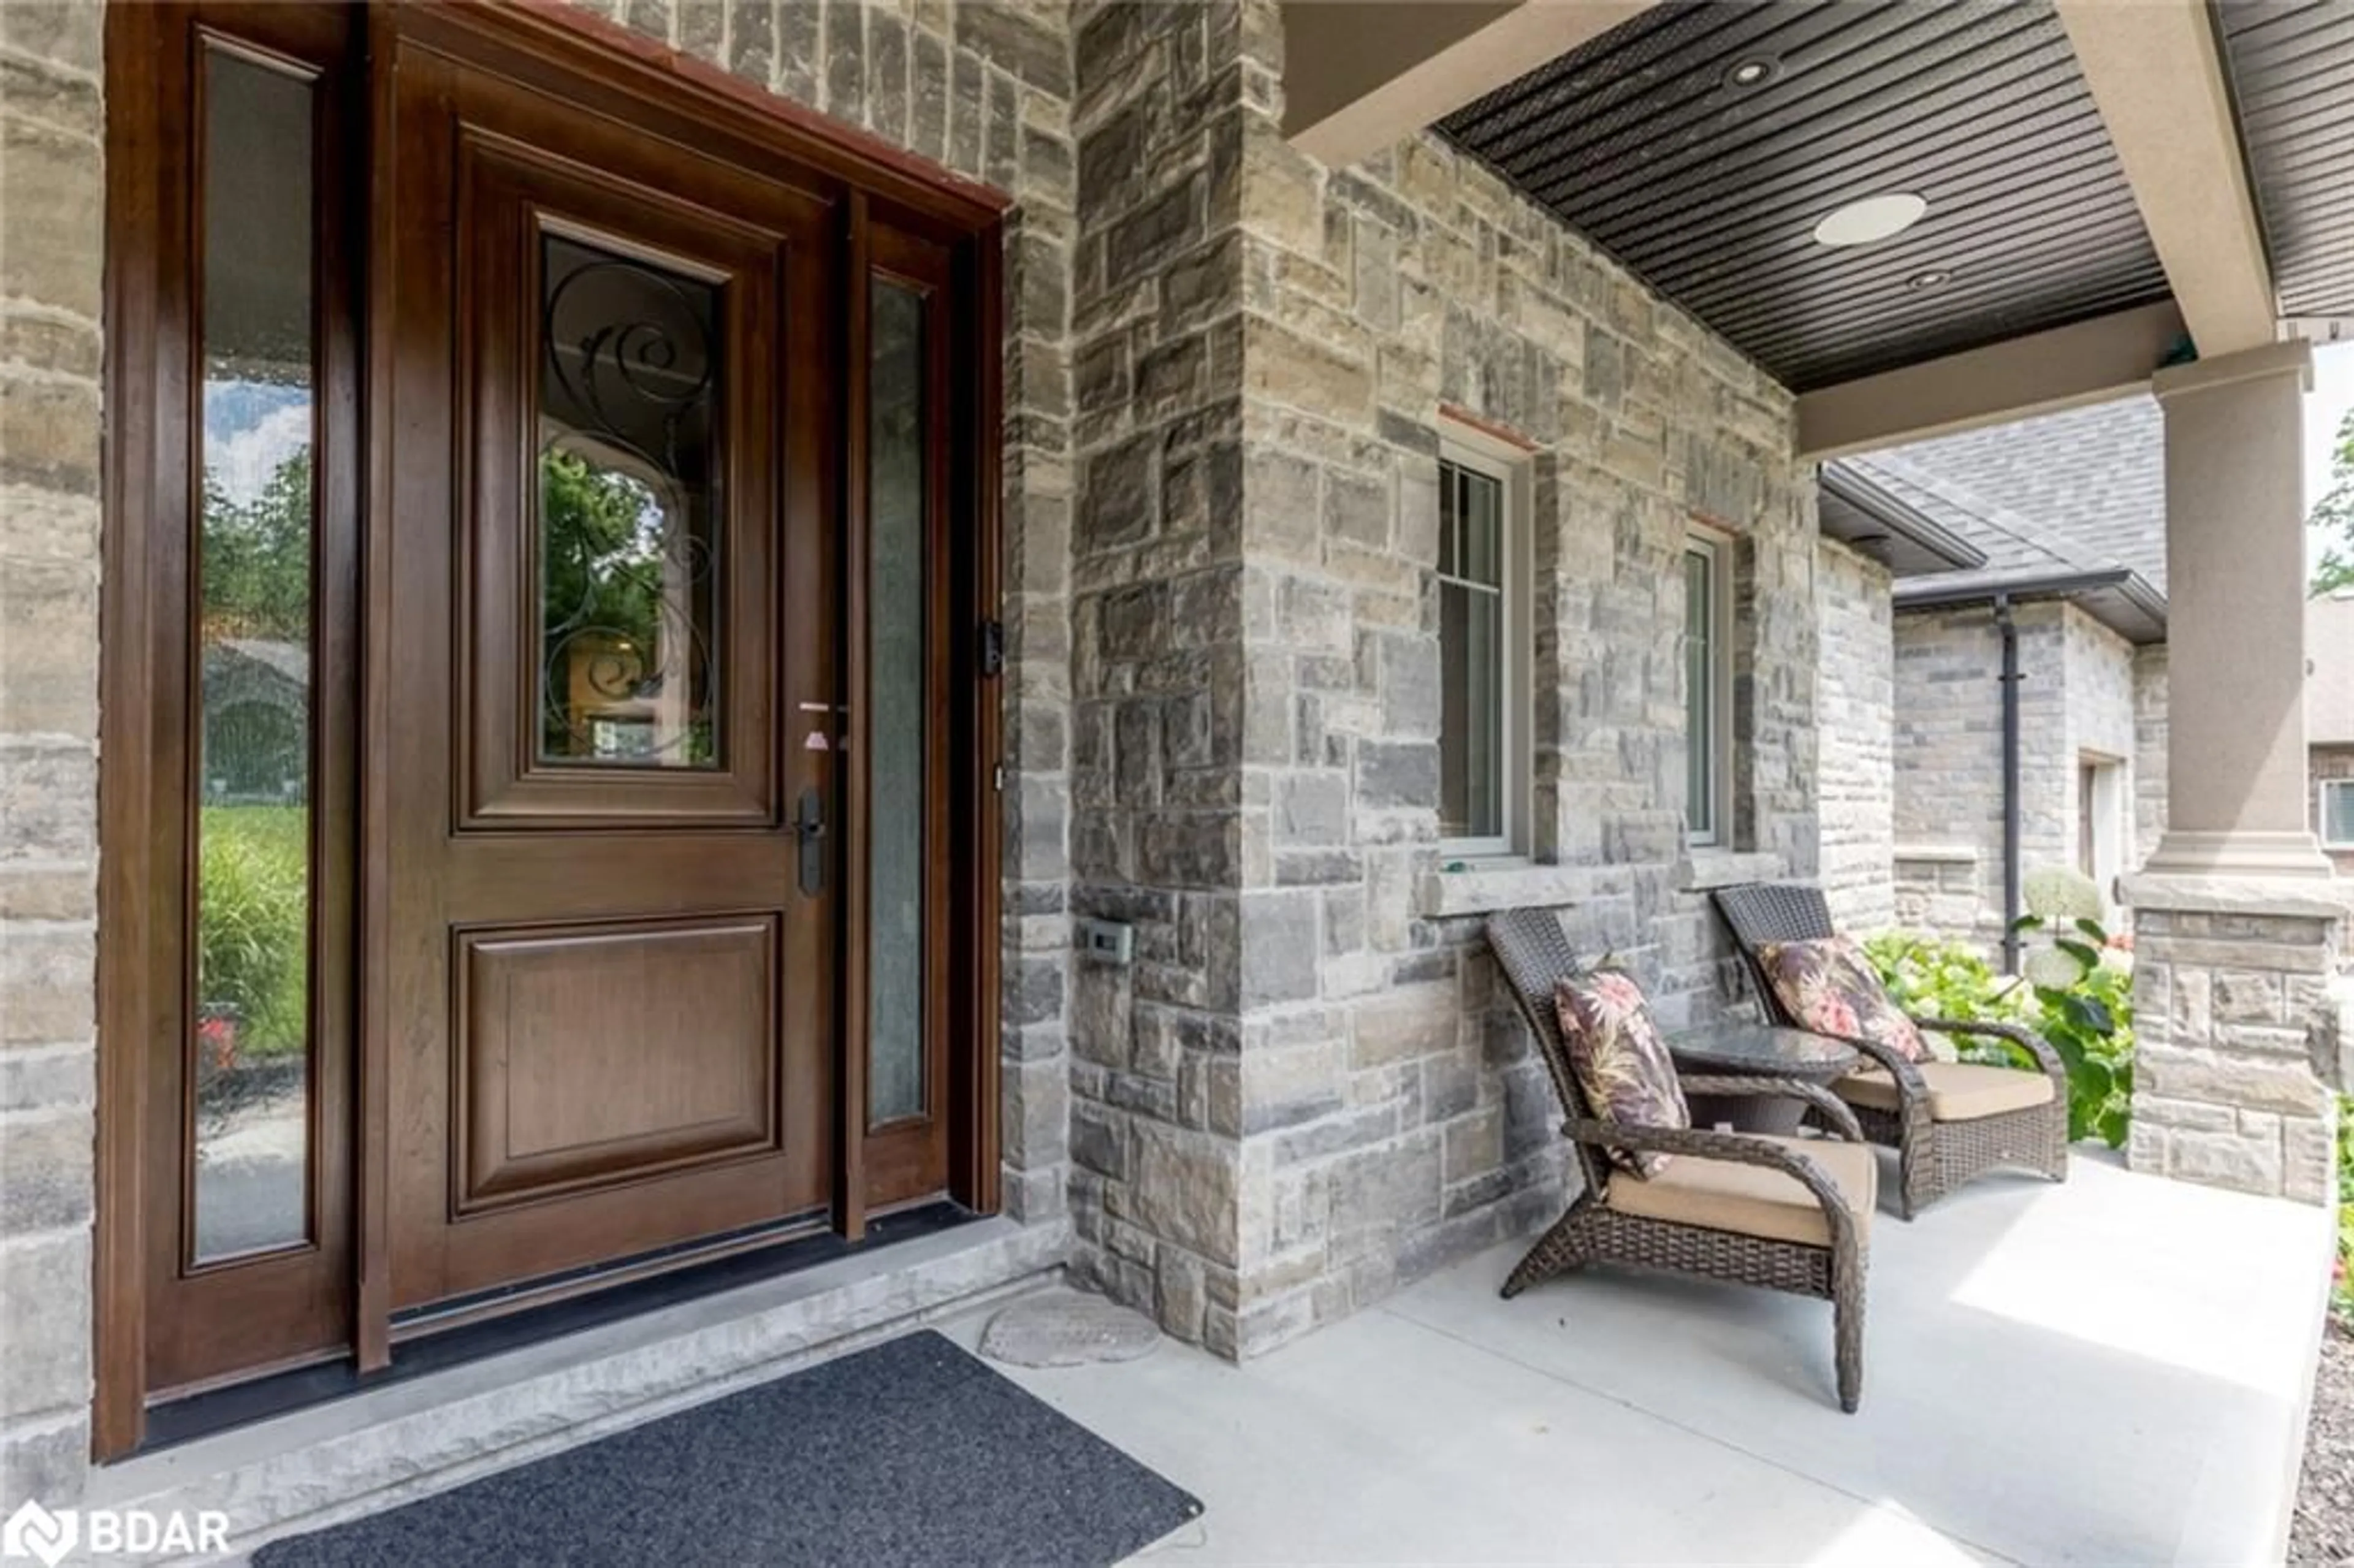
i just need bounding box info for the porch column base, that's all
[2138,828,2337,880]
[2120,873,2350,1205]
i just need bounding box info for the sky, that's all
[2307,341,2354,512]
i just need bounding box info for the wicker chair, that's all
[1711,882,2068,1219]
[1485,908,1873,1412]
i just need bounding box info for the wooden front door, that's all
[373,20,840,1311]
[100,0,1004,1453]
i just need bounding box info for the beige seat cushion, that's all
[1835,1060,2055,1121]
[1604,1134,1875,1247]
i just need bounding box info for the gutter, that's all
[1894,566,2133,611]
[1819,464,1989,571]
[1995,593,2023,974]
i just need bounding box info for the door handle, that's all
[795,785,828,896]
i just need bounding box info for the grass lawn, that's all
[197,802,310,1057]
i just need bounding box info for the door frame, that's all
[94,0,1009,1460]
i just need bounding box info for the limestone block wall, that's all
[1062,0,1262,1347]
[0,0,105,1507]
[1216,120,1817,1350]
[2135,644,2170,865]
[1891,600,2070,946]
[1816,539,1895,932]
[2128,894,2345,1203]
[2060,604,2141,905]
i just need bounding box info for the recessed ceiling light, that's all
[1724,56,1780,89]
[1906,268,1952,290]
[1811,192,1929,248]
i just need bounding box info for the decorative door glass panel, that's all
[536,232,723,768]
[868,280,928,1128]
[192,48,316,1262]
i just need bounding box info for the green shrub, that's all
[196,806,310,1057]
[1861,893,2136,1149]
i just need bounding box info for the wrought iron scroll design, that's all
[536,235,723,767]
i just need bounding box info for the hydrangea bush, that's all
[1862,866,2136,1149]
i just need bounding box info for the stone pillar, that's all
[2143,340,2331,878]
[2125,340,2348,1203]
[1,0,105,1505]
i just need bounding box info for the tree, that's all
[2310,406,2354,596]
[201,450,315,642]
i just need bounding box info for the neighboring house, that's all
[199,638,310,803]
[1821,398,2171,950]
[2314,590,2354,872]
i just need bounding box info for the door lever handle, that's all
[794,785,828,896]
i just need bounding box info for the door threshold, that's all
[139,1202,970,1455]
[89,1214,1070,1553]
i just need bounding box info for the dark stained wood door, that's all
[370,15,839,1312]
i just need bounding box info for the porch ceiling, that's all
[2218,0,2354,324]
[1433,0,2172,393]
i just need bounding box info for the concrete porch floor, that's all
[948,1153,2337,1567]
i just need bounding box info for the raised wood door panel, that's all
[373,20,837,1312]
[454,916,779,1209]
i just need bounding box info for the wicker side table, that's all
[1668,1022,1858,1135]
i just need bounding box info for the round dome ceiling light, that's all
[1724,56,1781,89]
[1906,268,1953,290]
[1811,192,1929,248]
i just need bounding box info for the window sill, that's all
[1675,850,1786,892]
[1415,861,1585,920]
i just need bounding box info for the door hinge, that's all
[978,618,1005,678]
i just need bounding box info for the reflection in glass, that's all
[1438,460,1504,842]
[537,234,723,767]
[869,281,928,1128]
[193,50,314,1262]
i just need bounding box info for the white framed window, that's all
[1682,530,1733,847]
[1436,440,1531,858]
[2322,778,2354,848]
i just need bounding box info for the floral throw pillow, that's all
[1757,935,1932,1064]
[1553,970,1689,1179]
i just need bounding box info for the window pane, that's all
[538,234,723,767]
[1440,580,1503,841]
[2326,782,2354,845]
[1684,547,1715,840]
[1458,467,1501,587]
[194,50,314,1262]
[869,280,928,1128]
[1438,462,1459,577]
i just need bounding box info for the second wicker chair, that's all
[1712,881,2068,1219]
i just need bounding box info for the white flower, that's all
[2024,865,2104,924]
[2024,945,2089,991]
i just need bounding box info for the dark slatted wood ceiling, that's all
[2218,0,2354,324]
[1436,0,2173,392]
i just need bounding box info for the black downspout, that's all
[1995,594,2023,973]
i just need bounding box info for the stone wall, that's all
[2312,744,2354,876]
[2134,644,2169,868]
[1208,108,1816,1350]
[2127,886,2345,1203]
[1890,600,2143,945]
[0,0,105,1506]
[1815,539,1894,931]
[1061,0,1259,1349]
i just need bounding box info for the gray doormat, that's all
[253,1331,1203,1567]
